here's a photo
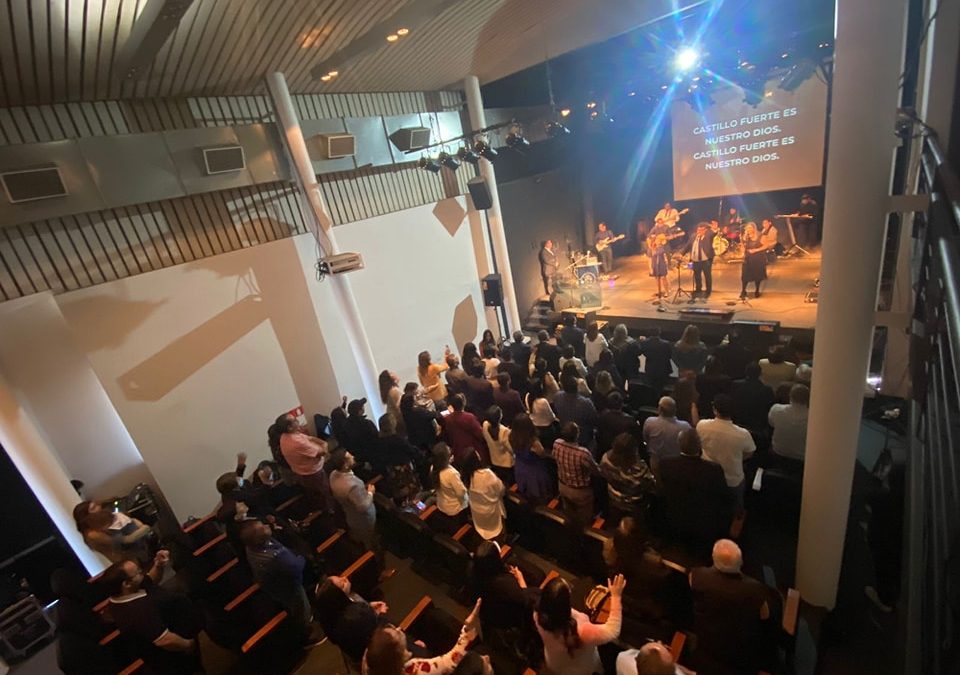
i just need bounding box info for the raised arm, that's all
[579,574,625,646]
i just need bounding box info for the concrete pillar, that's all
[0,370,104,576]
[463,75,523,335]
[266,72,383,419]
[795,0,908,608]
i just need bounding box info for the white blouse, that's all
[468,468,506,540]
[482,421,515,468]
[437,466,469,516]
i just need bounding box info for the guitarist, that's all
[654,202,681,228]
[595,221,618,274]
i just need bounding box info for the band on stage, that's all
[538,193,819,304]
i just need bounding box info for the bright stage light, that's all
[675,47,700,72]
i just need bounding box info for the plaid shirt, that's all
[552,439,598,488]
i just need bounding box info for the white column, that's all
[464,75,523,335]
[0,370,105,576]
[795,0,907,608]
[266,73,383,419]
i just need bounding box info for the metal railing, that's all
[905,131,960,675]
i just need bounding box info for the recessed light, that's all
[396,28,409,36]
[327,70,338,77]
[386,34,399,42]
[320,75,332,82]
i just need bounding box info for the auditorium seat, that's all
[398,596,463,657]
[532,504,577,568]
[580,519,612,582]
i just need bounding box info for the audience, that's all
[671,372,700,426]
[731,362,776,431]
[470,541,535,646]
[617,641,690,675]
[431,443,470,531]
[610,323,641,381]
[343,399,380,466]
[400,388,440,450]
[328,449,379,552]
[466,452,507,541]
[642,396,692,475]
[559,313,587,359]
[596,391,642,458]
[51,567,118,675]
[553,375,598,448]
[553,422,600,526]
[591,370,617,412]
[599,433,655,523]
[696,355,732,419]
[768,383,811,463]
[418,348,451,406]
[638,327,673,392]
[672,324,709,375]
[441,394,487,466]
[497,349,527,398]
[73,499,152,564]
[530,357,560,403]
[584,322,609,367]
[689,539,771,674]
[482,346,502,381]
[535,329,562,376]
[530,396,561,449]
[758,345,796,390]
[482,406,515,484]
[559,344,589,379]
[363,599,481,675]
[711,330,752,380]
[510,413,555,505]
[697,394,757,508]
[277,413,333,511]
[534,575,625,675]
[315,575,388,664]
[493,372,525,423]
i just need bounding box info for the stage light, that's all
[627,91,636,97]
[386,34,399,42]
[396,28,409,36]
[545,121,570,138]
[457,146,480,165]
[418,156,441,173]
[781,52,789,59]
[675,46,700,72]
[559,107,571,117]
[439,152,460,171]
[586,101,597,109]
[660,84,668,90]
[506,132,530,148]
[474,140,498,161]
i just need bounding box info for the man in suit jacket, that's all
[685,221,716,299]
[539,239,558,296]
[559,313,586,359]
[507,330,532,372]
[535,329,562,377]
[659,428,733,554]
[638,327,673,393]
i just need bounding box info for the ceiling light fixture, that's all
[396,28,410,36]
[439,152,461,171]
[457,146,480,165]
[545,121,570,138]
[474,140,498,161]
[386,34,399,43]
[559,107,571,117]
[418,156,441,173]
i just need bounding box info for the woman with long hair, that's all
[583,322,608,367]
[466,450,506,541]
[671,324,709,375]
[315,575,387,664]
[591,370,617,413]
[431,443,469,533]
[509,414,555,505]
[740,221,768,299]
[469,541,535,662]
[72,501,152,563]
[599,433,655,523]
[482,405,515,485]
[479,329,498,358]
[534,574,626,674]
[528,358,559,405]
[378,370,404,432]
[418,349,451,406]
[461,342,480,367]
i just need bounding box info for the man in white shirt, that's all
[768,384,810,462]
[697,393,755,507]
[655,202,680,227]
[616,641,691,675]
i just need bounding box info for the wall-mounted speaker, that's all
[467,176,493,210]
[318,133,356,159]
[481,274,503,307]
[0,166,68,203]
[389,127,431,152]
[202,145,246,175]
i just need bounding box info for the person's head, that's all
[508,413,537,449]
[378,370,397,403]
[728,329,742,345]
[451,651,494,675]
[598,348,615,367]
[216,472,241,497]
[712,538,743,574]
[101,559,146,598]
[472,540,507,585]
[276,413,298,434]
[534,357,548,377]
[500,349,513,363]
[609,432,639,469]
[537,329,550,343]
[598,222,608,232]
[364,626,409,675]
[496,372,511,392]
[417,350,432,371]
[379,413,397,437]
[607,391,624,411]
[238,518,272,548]
[703,355,722,376]
[635,642,677,675]
[75,506,112,534]
[696,221,709,235]
[613,323,628,343]
[769,345,786,364]
[560,421,580,443]
[729,206,737,215]
[801,193,812,203]
[648,326,661,339]
[431,443,452,473]
[482,329,495,344]
[657,396,677,418]
[542,239,553,250]
[789,383,811,406]
[561,374,579,394]
[679,428,702,457]
[403,381,419,397]
[450,393,466,412]
[72,501,95,531]
[536,577,581,654]
[563,313,575,327]
[561,344,575,359]
[712,393,734,420]
[595,370,614,394]
[446,353,460,370]
[678,324,700,347]
[709,218,719,229]
[744,361,761,380]
[487,405,503,428]
[744,222,758,238]
[347,399,367,418]
[664,201,672,210]
[512,330,524,344]
[314,576,352,631]
[586,322,599,340]
[462,342,478,360]
[761,218,773,230]
[327,448,354,473]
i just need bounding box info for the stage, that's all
[590,250,821,330]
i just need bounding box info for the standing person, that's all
[379,370,405,435]
[534,575,626,675]
[535,329,562,377]
[759,218,780,261]
[596,391,640,457]
[444,354,468,398]
[758,345,797,390]
[685,222,716,299]
[600,433,655,523]
[418,348,452,406]
[654,202,680,228]
[553,375,598,448]
[584,322,609,367]
[697,394,756,508]
[277,414,333,512]
[328,449,378,551]
[610,324,640,381]
[482,406,515,485]
[696,356,733,419]
[712,330,753,380]
[493,372,525,424]
[646,220,673,298]
[539,239,559,296]
[343,399,380,467]
[374,414,422,504]
[797,193,820,248]
[595,222,617,273]
[739,222,768,299]
[463,360,496,415]
[559,314,586,359]
[467,451,507,541]
[672,324,709,375]
[642,396,692,475]
[731,362,776,432]
[431,443,470,530]
[638,328,673,393]
[441,394,487,466]
[553,422,600,526]
[510,414,555,505]
[470,541,537,659]
[497,350,528,399]
[239,520,322,646]
[507,330,532,373]
[768,384,810,463]
[724,206,743,236]
[73,500,153,564]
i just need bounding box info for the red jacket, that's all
[441,411,487,466]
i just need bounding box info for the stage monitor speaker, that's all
[481,274,503,307]
[678,307,735,322]
[389,127,431,152]
[467,176,493,210]
[732,319,781,353]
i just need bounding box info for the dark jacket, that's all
[560,325,586,359]
[596,409,642,457]
[684,230,716,260]
[712,341,754,380]
[639,337,673,380]
[659,455,732,547]
[463,375,496,415]
[536,341,562,376]
[731,377,775,430]
[341,415,380,465]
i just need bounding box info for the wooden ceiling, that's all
[0,0,706,106]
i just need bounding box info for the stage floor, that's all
[594,251,822,329]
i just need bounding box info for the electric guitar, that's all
[654,207,689,226]
[647,230,685,253]
[595,234,626,251]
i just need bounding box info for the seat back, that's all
[532,506,576,566]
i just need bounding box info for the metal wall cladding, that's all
[301,118,357,173]
[162,126,254,194]
[79,132,186,207]
[344,117,394,169]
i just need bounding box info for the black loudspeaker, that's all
[732,320,781,353]
[468,176,493,210]
[481,274,503,307]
